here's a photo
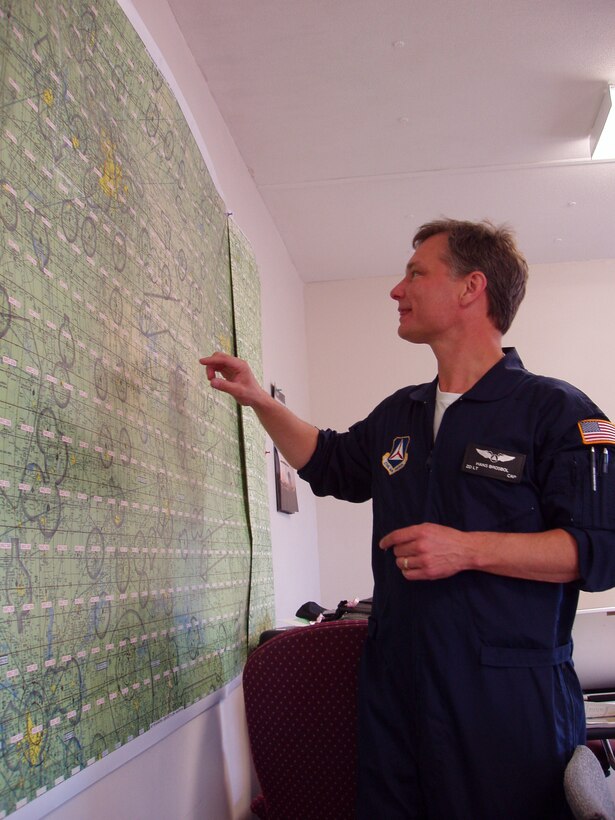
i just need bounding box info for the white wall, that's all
[305,259,615,610]
[13,1,321,818]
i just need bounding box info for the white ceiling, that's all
[167,0,615,282]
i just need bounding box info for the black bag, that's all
[325,597,372,621]
[297,597,372,622]
[258,598,373,646]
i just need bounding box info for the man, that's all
[200,219,615,819]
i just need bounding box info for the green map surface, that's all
[228,219,275,650]
[0,0,274,814]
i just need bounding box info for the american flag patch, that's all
[578,419,615,445]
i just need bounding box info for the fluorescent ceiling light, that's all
[590,85,615,159]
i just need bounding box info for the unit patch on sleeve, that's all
[578,419,615,445]
[382,436,410,475]
[461,443,526,483]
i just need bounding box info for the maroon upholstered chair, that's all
[243,619,369,819]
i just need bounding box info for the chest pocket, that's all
[457,466,543,534]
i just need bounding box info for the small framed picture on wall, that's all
[271,385,299,514]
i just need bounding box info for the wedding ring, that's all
[403,557,408,571]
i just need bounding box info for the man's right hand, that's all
[199,351,318,471]
[199,352,269,407]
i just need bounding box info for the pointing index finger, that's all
[379,527,413,551]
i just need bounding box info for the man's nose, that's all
[390,280,404,300]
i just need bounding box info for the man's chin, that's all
[398,325,426,345]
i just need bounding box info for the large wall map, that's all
[0,0,274,814]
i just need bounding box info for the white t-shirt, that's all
[434,385,462,438]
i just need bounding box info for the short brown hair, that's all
[412,218,528,334]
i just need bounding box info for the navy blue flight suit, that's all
[298,349,615,820]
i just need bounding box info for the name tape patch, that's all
[462,443,526,484]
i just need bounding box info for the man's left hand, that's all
[379,523,471,581]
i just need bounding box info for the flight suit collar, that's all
[407,348,528,404]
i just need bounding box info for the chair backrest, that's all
[243,620,368,820]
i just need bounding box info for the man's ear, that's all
[459,271,487,306]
